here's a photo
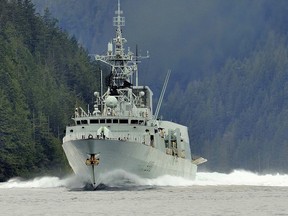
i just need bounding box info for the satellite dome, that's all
[94,91,99,97]
[105,96,118,108]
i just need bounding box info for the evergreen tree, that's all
[0,0,100,181]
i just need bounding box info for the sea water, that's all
[1,170,288,216]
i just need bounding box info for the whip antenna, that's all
[154,70,171,120]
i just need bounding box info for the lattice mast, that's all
[96,0,149,89]
[113,0,126,57]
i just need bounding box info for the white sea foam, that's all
[101,169,288,187]
[0,175,84,189]
[194,170,288,187]
[1,170,288,188]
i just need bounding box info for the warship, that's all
[62,1,206,188]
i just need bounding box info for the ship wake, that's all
[0,175,85,189]
[1,170,288,189]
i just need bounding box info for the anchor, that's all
[85,153,100,187]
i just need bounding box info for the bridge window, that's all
[100,119,105,124]
[81,120,88,124]
[131,120,138,124]
[90,119,99,124]
[113,119,119,124]
[119,119,128,124]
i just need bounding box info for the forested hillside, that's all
[0,0,99,181]
[31,0,288,173]
[166,32,288,172]
[1,0,287,175]
[162,1,288,172]
[181,2,288,173]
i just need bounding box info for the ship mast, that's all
[96,0,135,90]
[95,0,149,93]
[113,0,126,57]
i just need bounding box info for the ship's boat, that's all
[62,0,206,188]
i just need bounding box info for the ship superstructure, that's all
[62,1,206,188]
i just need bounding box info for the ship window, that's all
[81,120,88,124]
[131,120,138,124]
[76,120,81,125]
[113,119,119,124]
[119,119,128,124]
[90,119,99,124]
[100,119,105,124]
[107,119,112,123]
[139,120,144,125]
[70,129,73,133]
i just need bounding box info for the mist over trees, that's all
[32,0,270,84]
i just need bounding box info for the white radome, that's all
[105,96,118,108]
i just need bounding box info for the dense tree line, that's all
[161,1,288,173]
[165,32,288,173]
[0,0,100,181]
[7,0,288,174]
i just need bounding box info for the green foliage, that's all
[11,0,288,174]
[0,0,99,181]
[167,31,288,173]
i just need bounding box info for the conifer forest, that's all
[1,0,288,181]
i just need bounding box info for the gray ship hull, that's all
[63,139,198,187]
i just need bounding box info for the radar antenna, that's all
[95,0,148,89]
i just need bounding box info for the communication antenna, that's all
[100,70,103,96]
[100,70,104,111]
[136,44,138,86]
[113,0,126,56]
[114,0,125,27]
[154,70,171,120]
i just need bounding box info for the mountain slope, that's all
[22,0,288,173]
[0,0,100,181]
[170,32,288,172]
